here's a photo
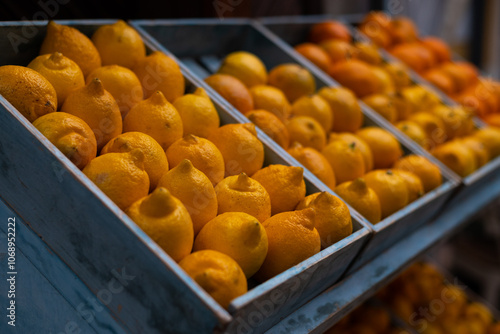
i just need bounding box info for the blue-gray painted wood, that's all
[0,198,125,334]
[265,172,500,334]
[132,19,459,276]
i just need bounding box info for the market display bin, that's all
[131,18,459,272]
[0,20,372,333]
[259,14,500,231]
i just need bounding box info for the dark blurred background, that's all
[1,0,499,78]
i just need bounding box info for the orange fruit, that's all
[431,105,474,140]
[0,65,57,122]
[217,51,267,88]
[133,51,184,102]
[356,127,403,169]
[400,85,441,114]
[465,303,493,328]
[392,170,424,202]
[421,37,451,63]
[294,43,331,72]
[383,62,411,90]
[83,150,149,210]
[62,78,122,150]
[291,94,333,132]
[252,165,306,215]
[101,132,168,191]
[329,132,374,172]
[309,21,352,44]
[362,94,398,124]
[173,87,220,139]
[364,170,409,218]
[440,62,471,93]
[387,17,419,44]
[296,192,352,248]
[423,69,456,96]
[396,120,429,149]
[194,212,268,278]
[359,12,392,48]
[458,92,491,118]
[372,67,396,95]
[123,90,183,150]
[268,64,316,102]
[157,159,217,236]
[484,114,500,128]
[204,74,254,114]
[335,178,381,224]
[126,187,193,262]
[319,40,357,63]
[318,86,363,132]
[328,59,382,98]
[33,112,97,169]
[28,52,85,106]
[432,141,477,177]
[246,109,289,149]
[488,324,500,334]
[40,21,101,77]
[249,85,291,121]
[471,80,500,115]
[393,155,442,192]
[455,62,480,87]
[208,123,265,177]
[286,116,327,151]
[179,250,247,309]
[391,93,413,121]
[86,65,143,116]
[322,139,365,184]
[389,43,435,74]
[460,136,490,168]
[91,20,146,69]
[166,135,225,186]
[254,208,320,282]
[354,41,383,65]
[214,173,271,223]
[409,112,447,149]
[287,142,336,189]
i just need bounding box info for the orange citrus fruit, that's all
[286,116,327,151]
[322,139,365,184]
[335,178,381,224]
[255,208,320,282]
[249,84,291,121]
[291,94,333,132]
[179,250,247,309]
[268,63,316,102]
[356,127,403,169]
[101,132,168,191]
[252,165,306,215]
[287,142,336,189]
[204,74,254,114]
[126,187,193,262]
[318,86,363,132]
[33,112,96,169]
[364,169,409,218]
[123,90,183,150]
[217,51,267,88]
[194,212,268,278]
[157,159,217,236]
[214,173,271,223]
[246,109,290,149]
[393,155,442,192]
[28,52,85,106]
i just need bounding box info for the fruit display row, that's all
[378,262,500,334]
[359,11,500,127]
[325,261,500,334]
[0,18,498,333]
[134,20,459,267]
[260,16,500,181]
[0,20,372,332]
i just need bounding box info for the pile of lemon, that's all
[377,262,500,334]
[0,21,358,309]
[292,19,500,179]
[204,51,448,224]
